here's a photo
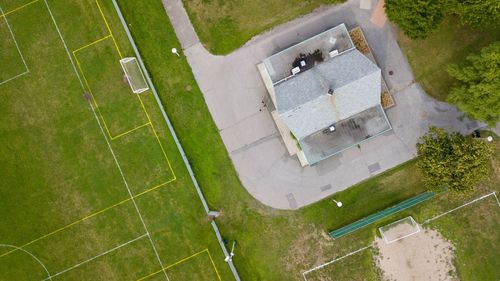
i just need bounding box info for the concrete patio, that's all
[162,0,482,209]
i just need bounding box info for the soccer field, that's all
[0,0,232,280]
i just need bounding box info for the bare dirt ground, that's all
[375,228,456,281]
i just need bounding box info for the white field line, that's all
[111,1,239,279]
[87,99,170,281]
[43,1,169,280]
[0,70,29,86]
[493,192,500,207]
[0,244,52,281]
[42,233,148,280]
[302,245,372,280]
[301,191,499,280]
[41,0,84,89]
[422,191,499,225]
[0,4,30,86]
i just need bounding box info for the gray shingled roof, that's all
[262,23,354,83]
[275,49,381,140]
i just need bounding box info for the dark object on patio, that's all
[292,49,324,71]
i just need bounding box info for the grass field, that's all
[396,16,500,101]
[0,0,233,280]
[2,1,499,280]
[302,191,500,281]
[182,0,345,54]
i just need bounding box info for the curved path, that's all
[162,0,482,209]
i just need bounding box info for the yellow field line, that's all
[136,249,211,281]
[207,249,223,281]
[73,53,114,139]
[0,0,177,261]
[0,197,131,259]
[72,34,112,53]
[135,268,163,281]
[137,95,177,181]
[164,249,208,270]
[93,0,177,182]
[0,178,177,259]
[95,0,122,58]
[74,43,153,141]
[110,122,151,140]
[0,0,40,17]
[134,179,176,198]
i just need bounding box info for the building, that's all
[258,23,391,166]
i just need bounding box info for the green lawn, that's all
[116,2,500,280]
[0,12,27,82]
[2,1,499,280]
[427,195,500,281]
[396,16,500,101]
[182,0,345,54]
[0,0,233,280]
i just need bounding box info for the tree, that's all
[447,41,500,127]
[385,0,444,39]
[416,127,491,192]
[448,0,500,28]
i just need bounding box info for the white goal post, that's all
[379,216,420,244]
[119,57,149,94]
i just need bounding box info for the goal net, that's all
[379,216,420,244]
[119,57,149,94]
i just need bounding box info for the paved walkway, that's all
[162,0,482,209]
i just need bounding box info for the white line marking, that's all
[0,244,52,281]
[0,4,29,69]
[43,1,169,280]
[88,87,170,281]
[300,191,499,280]
[422,191,499,224]
[493,192,500,207]
[110,2,242,279]
[0,70,29,86]
[0,4,30,86]
[302,245,372,280]
[41,0,84,89]
[42,233,148,280]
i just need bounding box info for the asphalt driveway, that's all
[162,0,481,209]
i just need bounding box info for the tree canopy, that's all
[416,127,491,193]
[447,41,500,127]
[385,0,444,39]
[448,0,500,28]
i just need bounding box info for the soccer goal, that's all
[119,57,149,94]
[379,216,420,244]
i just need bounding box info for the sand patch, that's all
[375,228,456,281]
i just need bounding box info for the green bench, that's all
[329,191,435,239]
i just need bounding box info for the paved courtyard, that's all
[162,0,482,209]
